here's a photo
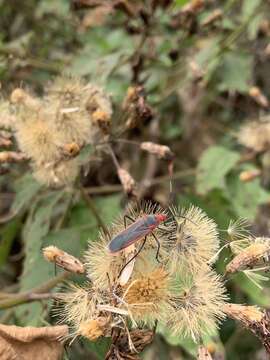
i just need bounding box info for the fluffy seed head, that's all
[123,267,171,325]
[168,266,228,341]
[78,317,109,341]
[32,159,80,187]
[223,303,263,324]
[0,100,16,130]
[10,88,41,110]
[15,112,60,166]
[166,206,219,269]
[238,120,270,152]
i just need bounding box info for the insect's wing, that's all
[108,219,151,253]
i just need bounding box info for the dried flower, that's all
[238,120,270,152]
[167,206,219,269]
[168,266,227,341]
[78,317,109,341]
[43,246,85,274]
[123,267,171,325]
[140,142,174,160]
[226,238,270,274]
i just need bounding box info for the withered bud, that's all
[78,317,109,341]
[123,86,153,129]
[43,246,85,274]
[117,168,136,195]
[224,303,270,354]
[181,0,204,14]
[249,87,269,108]
[10,88,41,110]
[0,151,27,163]
[92,109,111,133]
[140,142,174,160]
[226,242,270,274]
[201,9,222,26]
[239,169,261,182]
[197,345,213,360]
[61,142,81,157]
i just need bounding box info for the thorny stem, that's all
[0,271,69,310]
[80,186,109,236]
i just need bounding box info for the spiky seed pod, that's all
[43,246,85,274]
[15,113,60,166]
[123,267,171,325]
[10,88,41,111]
[238,120,270,152]
[166,206,219,270]
[78,317,109,341]
[226,238,270,274]
[140,142,174,160]
[168,266,228,341]
[117,168,136,195]
[0,100,16,130]
[32,159,80,187]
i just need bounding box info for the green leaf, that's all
[15,191,64,325]
[218,52,252,93]
[196,146,240,195]
[225,176,270,220]
[0,219,21,267]
[11,173,41,214]
[241,0,261,20]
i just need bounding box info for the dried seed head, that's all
[238,120,270,152]
[117,168,136,195]
[33,159,80,187]
[61,142,81,157]
[167,206,219,269]
[78,317,109,341]
[123,267,171,325]
[10,88,41,110]
[168,266,227,341]
[239,169,261,182]
[223,303,263,324]
[43,246,85,274]
[92,109,111,134]
[140,142,174,160]
[85,84,112,127]
[226,239,270,274]
[15,113,60,166]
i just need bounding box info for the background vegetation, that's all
[1,0,270,359]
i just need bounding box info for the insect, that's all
[108,213,168,274]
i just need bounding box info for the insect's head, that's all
[155,213,167,224]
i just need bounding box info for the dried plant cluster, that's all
[0,75,113,187]
[50,202,228,353]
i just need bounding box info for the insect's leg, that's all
[118,237,147,278]
[124,215,135,228]
[152,233,161,262]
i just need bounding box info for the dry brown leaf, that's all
[0,324,68,360]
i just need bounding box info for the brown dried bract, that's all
[0,324,68,360]
[226,242,270,274]
[123,86,153,129]
[224,303,270,354]
[43,246,85,274]
[140,142,174,160]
